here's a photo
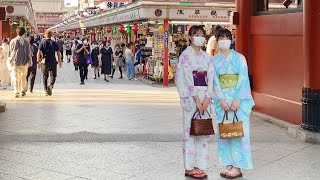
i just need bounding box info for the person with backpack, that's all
[37,30,62,96]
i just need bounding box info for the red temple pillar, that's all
[235,0,253,74]
[0,21,2,45]
[163,19,169,86]
[301,0,320,131]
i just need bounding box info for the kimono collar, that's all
[186,46,205,57]
[217,49,235,62]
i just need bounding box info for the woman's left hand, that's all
[230,100,240,111]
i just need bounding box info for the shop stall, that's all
[49,0,235,86]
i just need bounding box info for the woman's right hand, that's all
[219,100,230,111]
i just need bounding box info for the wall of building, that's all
[251,12,303,125]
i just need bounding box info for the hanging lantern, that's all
[132,24,139,33]
[90,29,95,35]
[126,25,131,34]
[102,27,106,35]
[118,25,125,34]
[112,25,117,34]
[97,28,102,35]
[158,25,164,33]
[107,27,112,33]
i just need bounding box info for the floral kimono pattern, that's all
[212,49,255,169]
[175,46,215,170]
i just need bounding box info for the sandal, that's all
[185,169,207,179]
[220,165,233,177]
[225,169,243,179]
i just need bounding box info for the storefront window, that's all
[256,0,303,15]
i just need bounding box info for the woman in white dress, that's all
[0,38,10,89]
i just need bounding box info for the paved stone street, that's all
[0,62,320,180]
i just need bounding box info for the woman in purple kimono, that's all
[175,25,215,179]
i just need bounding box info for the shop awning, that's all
[50,0,235,32]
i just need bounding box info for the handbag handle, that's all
[221,111,228,124]
[221,111,239,124]
[192,109,211,120]
[233,111,239,123]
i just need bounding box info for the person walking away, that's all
[99,41,113,82]
[0,38,10,90]
[212,28,255,179]
[175,25,215,179]
[26,36,38,93]
[91,41,100,79]
[125,43,135,80]
[57,36,64,62]
[65,39,72,63]
[76,38,90,85]
[37,30,62,96]
[7,27,33,98]
[111,44,124,79]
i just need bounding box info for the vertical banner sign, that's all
[164,31,169,48]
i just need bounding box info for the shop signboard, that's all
[116,9,140,23]
[169,9,230,21]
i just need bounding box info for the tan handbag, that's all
[218,111,244,139]
[190,110,214,136]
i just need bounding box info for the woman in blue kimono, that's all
[175,25,215,179]
[212,29,255,179]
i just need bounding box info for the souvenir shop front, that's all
[50,0,234,86]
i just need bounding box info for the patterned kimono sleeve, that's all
[212,62,225,100]
[205,60,215,97]
[234,55,253,100]
[175,54,197,98]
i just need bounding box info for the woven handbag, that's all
[218,111,244,139]
[190,110,214,136]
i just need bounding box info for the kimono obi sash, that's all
[219,74,238,89]
[193,71,207,86]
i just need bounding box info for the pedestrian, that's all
[134,45,143,79]
[178,39,188,56]
[26,36,38,93]
[111,44,124,79]
[72,39,79,71]
[125,43,135,80]
[91,41,100,79]
[206,25,222,57]
[37,30,62,96]
[212,28,255,179]
[65,38,72,63]
[175,25,215,179]
[7,27,33,98]
[0,38,10,90]
[99,41,113,82]
[76,38,90,85]
[57,36,64,62]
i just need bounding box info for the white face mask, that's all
[78,40,83,44]
[50,37,55,41]
[218,39,232,50]
[192,37,205,47]
[83,40,88,44]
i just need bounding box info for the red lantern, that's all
[118,25,125,34]
[97,28,102,34]
[132,24,139,32]
[90,29,95,35]
[107,27,112,33]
